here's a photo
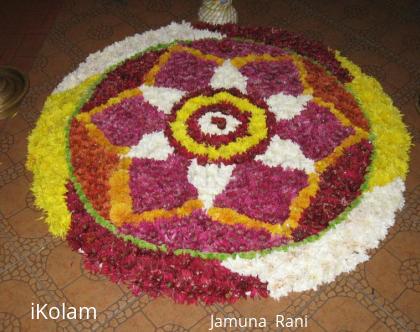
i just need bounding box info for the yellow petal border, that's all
[335,52,411,188]
[26,75,101,237]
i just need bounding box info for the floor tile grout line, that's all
[0,220,53,275]
[90,294,140,331]
[21,254,83,331]
[33,259,119,331]
[391,286,410,309]
[366,318,380,332]
[285,285,330,326]
[346,275,414,331]
[383,247,405,264]
[0,232,55,277]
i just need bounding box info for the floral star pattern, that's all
[27,22,411,304]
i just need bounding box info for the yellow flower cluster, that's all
[170,91,268,161]
[109,158,133,225]
[231,54,290,68]
[281,173,319,233]
[336,52,411,188]
[208,207,291,236]
[26,75,100,237]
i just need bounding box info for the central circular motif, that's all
[67,38,374,258]
[167,89,272,164]
[206,113,229,131]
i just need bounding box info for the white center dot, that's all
[198,111,241,135]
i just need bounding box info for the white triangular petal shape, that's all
[187,159,235,209]
[255,135,315,173]
[139,84,185,114]
[210,60,247,93]
[126,131,174,160]
[267,92,312,121]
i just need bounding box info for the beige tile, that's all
[115,311,155,332]
[46,242,82,288]
[63,276,123,312]
[295,319,324,332]
[0,176,29,217]
[365,250,404,302]
[386,232,420,261]
[143,297,207,329]
[2,114,29,135]
[7,130,29,163]
[369,319,393,332]
[0,153,13,172]
[313,296,376,332]
[8,208,47,238]
[394,289,420,324]
[233,294,298,319]
[20,312,58,331]
[0,280,37,317]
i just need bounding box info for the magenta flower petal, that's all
[155,51,217,92]
[91,95,166,146]
[240,59,304,99]
[213,160,308,224]
[120,210,288,252]
[276,101,355,160]
[129,155,198,213]
[186,38,285,58]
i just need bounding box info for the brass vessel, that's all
[0,67,29,120]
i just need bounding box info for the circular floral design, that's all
[167,89,273,165]
[27,22,411,304]
[69,37,372,253]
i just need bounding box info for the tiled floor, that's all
[0,0,419,331]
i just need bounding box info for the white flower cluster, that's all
[198,111,241,135]
[188,159,234,209]
[210,60,247,93]
[139,84,185,114]
[126,131,174,161]
[255,136,315,173]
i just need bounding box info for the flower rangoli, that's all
[27,22,411,304]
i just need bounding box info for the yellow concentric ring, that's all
[169,91,268,161]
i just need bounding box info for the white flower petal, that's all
[198,111,241,135]
[267,92,312,121]
[187,159,235,209]
[126,131,174,160]
[139,84,185,114]
[210,60,247,93]
[255,135,314,173]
